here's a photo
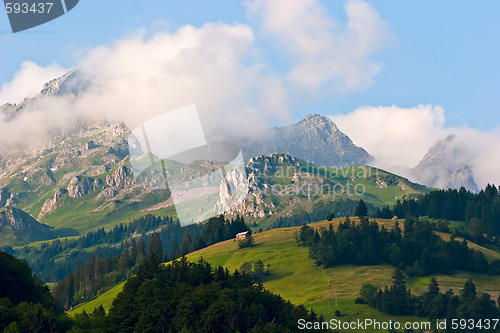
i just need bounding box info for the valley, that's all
[69,218,500,332]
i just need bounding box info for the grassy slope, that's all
[69,218,500,332]
[69,282,125,316]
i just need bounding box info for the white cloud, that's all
[1,0,394,145]
[0,0,400,179]
[332,105,500,189]
[0,61,66,105]
[75,22,289,135]
[332,105,448,168]
[246,0,394,91]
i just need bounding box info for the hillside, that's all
[0,206,75,246]
[0,141,429,246]
[70,218,500,332]
[0,71,429,246]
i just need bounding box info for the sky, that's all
[0,0,499,187]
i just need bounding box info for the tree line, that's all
[0,251,326,332]
[52,215,250,310]
[270,199,374,230]
[297,216,500,276]
[376,184,500,241]
[357,269,500,332]
[0,214,176,282]
[73,256,326,332]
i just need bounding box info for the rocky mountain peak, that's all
[444,165,478,193]
[40,69,90,97]
[412,134,478,192]
[215,113,372,168]
[297,113,339,131]
[0,206,53,234]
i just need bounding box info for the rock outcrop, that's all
[0,206,54,236]
[67,177,94,198]
[38,188,67,219]
[105,165,133,189]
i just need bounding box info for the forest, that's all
[357,269,500,332]
[377,184,500,242]
[297,216,500,276]
[52,215,250,310]
[0,251,326,332]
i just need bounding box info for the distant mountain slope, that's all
[211,113,373,168]
[226,154,428,228]
[0,71,426,246]
[1,70,90,119]
[412,135,478,192]
[0,206,58,246]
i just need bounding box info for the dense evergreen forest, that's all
[52,215,250,310]
[377,184,500,242]
[1,215,178,281]
[72,256,325,332]
[298,216,500,276]
[0,251,72,332]
[0,251,325,332]
[357,269,500,332]
[0,214,248,283]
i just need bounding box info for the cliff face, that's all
[38,188,67,219]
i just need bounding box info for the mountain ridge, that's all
[211,113,373,168]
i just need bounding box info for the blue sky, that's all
[1,0,500,187]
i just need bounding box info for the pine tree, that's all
[180,229,194,256]
[136,238,146,265]
[355,199,368,217]
[423,276,439,314]
[461,279,476,302]
[148,233,163,263]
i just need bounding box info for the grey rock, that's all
[40,70,91,97]
[105,165,133,189]
[0,206,53,235]
[211,114,372,168]
[38,188,67,219]
[67,177,94,198]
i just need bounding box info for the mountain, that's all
[0,71,425,246]
[0,206,59,246]
[1,70,90,120]
[412,134,478,192]
[39,69,90,97]
[444,165,478,193]
[225,153,428,229]
[210,113,373,168]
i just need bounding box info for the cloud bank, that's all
[332,105,500,188]
[0,0,391,143]
[0,61,66,106]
